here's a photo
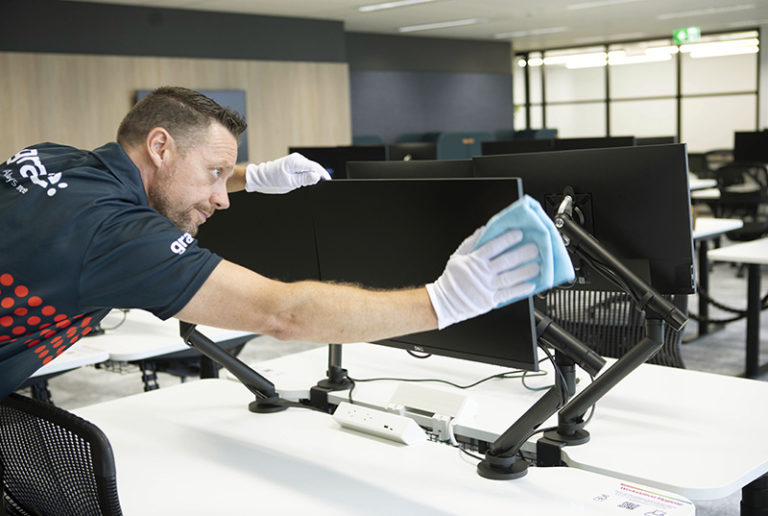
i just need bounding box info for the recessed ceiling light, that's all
[398,18,483,33]
[359,0,437,13]
[494,26,568,39]
[657,4,754,20]
[568,0,644,10]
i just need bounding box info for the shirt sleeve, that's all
[78,204,222,319]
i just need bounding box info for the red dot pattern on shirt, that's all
[0,273,95,367]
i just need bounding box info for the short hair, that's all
[117,86,247,153]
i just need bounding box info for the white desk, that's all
[246,344,768,502]
[96,309,253,362]
[30,340,109,378]
[708,237,768,377]
[74,379,694,516]
[23,340,110,401]
[691,217,744,337]
[689,176,716,191]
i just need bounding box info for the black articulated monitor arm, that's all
[179,322,287,413]
[477,312,606,480]
[543,193,687,442]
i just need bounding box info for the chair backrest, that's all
[713,162,768,220]
[538,290,685,368]
[0,394,122,516]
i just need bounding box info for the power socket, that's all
[332,402,427,445]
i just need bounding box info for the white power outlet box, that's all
[332,402,427,445]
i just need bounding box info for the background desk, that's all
[90,310,257,389]
[246,343,768,502]
[709,237,768,377]
[691,217,744,338]
[75,379,694,516]
[24,341,110,401]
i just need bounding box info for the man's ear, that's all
[146,127,174,169]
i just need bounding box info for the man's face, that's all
[148,122,237,236]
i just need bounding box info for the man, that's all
[0,86,540,399]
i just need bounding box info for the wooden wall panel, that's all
[0,52,351,162]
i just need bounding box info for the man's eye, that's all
[211,169,222,178]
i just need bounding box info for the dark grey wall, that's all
[346,32,514,143]
[0,0,346,62]
[350,70,513,144]
[346,32,511,74]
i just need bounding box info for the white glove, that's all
[426,227,540,330]
[245,153,331,194]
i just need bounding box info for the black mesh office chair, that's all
[538,290,686,368]
[0,393,122,516]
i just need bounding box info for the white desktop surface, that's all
[708,237,768,265]
[689,176,716,191]
[30,340,109,377]
[692,217,743,240]
[247,344,768,501]
[93,309,255,361]
[74,379,694,516]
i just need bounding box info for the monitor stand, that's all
[309,344,353,412]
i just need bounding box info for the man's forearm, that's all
[174,260,439,344]
[273,280,438,343]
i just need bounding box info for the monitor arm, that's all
[477,312,606,480]
[543,194,687,443]
[477,193,688,479]
[179,322,287,413]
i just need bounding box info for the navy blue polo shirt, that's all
[0,142,222,398]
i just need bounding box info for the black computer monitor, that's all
[481,139,555,155]
[388,142,438,161]
[312,178,538,370]
[473,144,695,295]
[288,145,387,179]
[346,159,474,179]
[196,190,319,283]
[554,137,636,151]
[734,131,768,162]
[636,136,677,146]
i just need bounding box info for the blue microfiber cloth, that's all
[474,194,575,307]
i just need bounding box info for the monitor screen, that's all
[734,132,768,162]
[288,145,386,179]
[346,159,474,179]
[636,136,677,146]
[481,139,556,155]
[387,142,438,161]
[554,137,636,151]
[196,190,319,283]
[312,179,538,370]
[473,144,695,295]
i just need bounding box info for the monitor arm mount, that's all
[477,310,606,480]
[538,192,687,453]
[477,192,687,480]
[179,322,287,413]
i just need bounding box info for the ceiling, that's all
[67,0,768,51]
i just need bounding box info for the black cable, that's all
[406,350,432,359]
[347,368,548,393]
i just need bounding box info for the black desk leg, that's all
[746,264,761,379]
[698,240,710,336]
[741,472,768,515]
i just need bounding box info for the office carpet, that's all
[32,255,767,516]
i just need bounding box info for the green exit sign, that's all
[674,27,701,44]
